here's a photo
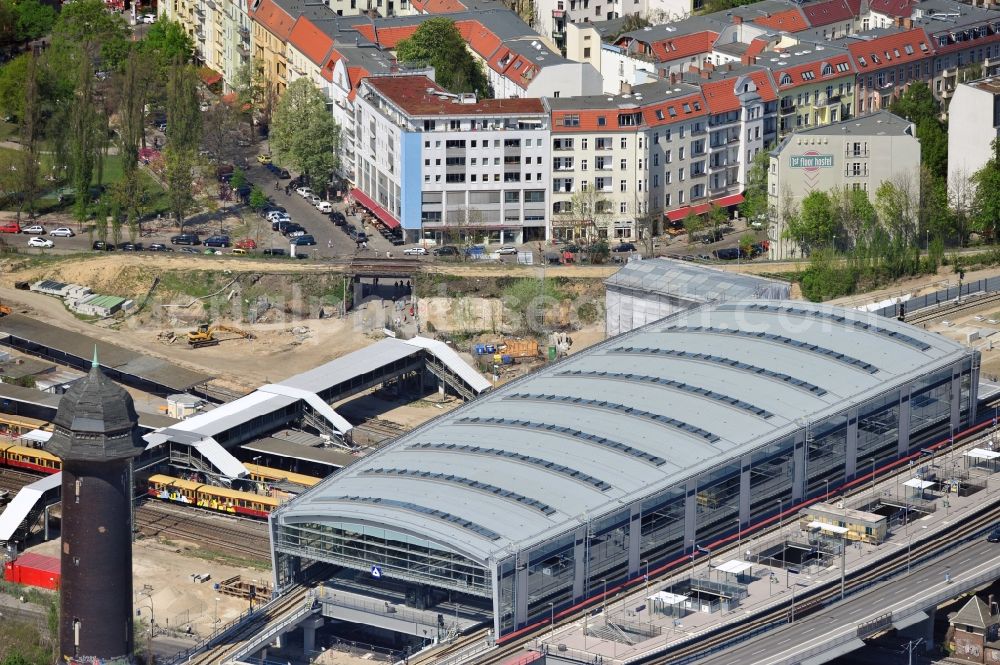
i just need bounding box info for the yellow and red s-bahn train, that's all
[0,442,61,475]
[147,474,280,519]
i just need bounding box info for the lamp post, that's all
[138,585,155,662]
[870,457,877,501]
[642,559,650,601]
[601,578,608,615]
[548,602,555,640]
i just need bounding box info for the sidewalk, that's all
[536,431,1000,663]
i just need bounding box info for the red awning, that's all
[350,188,400,229]
[198,68,223,87]
[664,193,746,222]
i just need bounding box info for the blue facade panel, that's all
[400,131,422,231]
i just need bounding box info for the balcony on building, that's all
[779,102,795,115]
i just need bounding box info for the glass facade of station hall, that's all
[271,354,978,638]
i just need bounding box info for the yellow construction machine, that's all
[186,323,254,348]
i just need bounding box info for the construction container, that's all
[4,552,61,590]
[500,339,540,358]
[501,355,513,365]
[474,344,486,355]
[548,346,557,361]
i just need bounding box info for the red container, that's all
[3,552,61,590]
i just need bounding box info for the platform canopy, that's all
[713,560,753,575]
[20,429,52,444]
[903,479,935,490]
[806,520,849,535]
[965,448,1000,460]
[646,591,687,604]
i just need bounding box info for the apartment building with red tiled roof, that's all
[842,28,934,114]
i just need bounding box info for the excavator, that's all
[0,301,11,316]
[186,323,254,348]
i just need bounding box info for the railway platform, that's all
[529,429,1000,665]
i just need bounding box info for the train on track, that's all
[147,474,280,519]
[0,442,60,474]
[244,463,321,489]
[0,414,51,438]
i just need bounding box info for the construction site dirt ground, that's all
[27,536,267,638]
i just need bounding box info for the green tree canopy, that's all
[784,190,836,253]
[165,59,202,152]
[141,19,195,71]
[396,18,492,98]
[0,51,56,122]
[50,0,130,69]
[270,77,340,187]
[971,139,1000,240]
[739,149,770,223]
[14,0,56,42]
[890,82,948,178]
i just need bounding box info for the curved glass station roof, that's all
[275,300,969,564]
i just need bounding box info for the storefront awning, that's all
[665,193,746,222]
[350,188,400,229]
[198,67,223,87]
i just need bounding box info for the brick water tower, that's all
[45,350,144,664]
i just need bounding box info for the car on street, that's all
[701,230,724,244]
[266,210,290,222]
[284,226,308,238]
[257,154,272,164]
[262,248,287,256]
[204,236,232,248]
[22,224,45,235]
[141,13,156,23]
[988,527,1000,543]
[92,240,115,251]
[178,247,199,254]
[433,245,459,256]
[147,243,169,252]
[266,163,290,178]
[496,245,517,255]
[50,227,75,237]
[0,221,19,233]
[27,236,53,248]
[330,211,346,226]
[263,205,287,216]
[613,242,638,253]
[230,248,248,255]
[316,201,333,213]
[120,242,144,251]
[713,247,740,260]
[296,187,313,198]
[308,195,322,206]
[403,246,427,255]
[171,234,201,245]
[235,238,257,250]
[291,235,316,246]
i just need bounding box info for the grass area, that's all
[0,121,18,142]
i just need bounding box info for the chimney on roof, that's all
[670,72,679,84]
[733,14,743,24]
[726,63,733,71]
[701,68,711,79]
[742,53,756,65]
[903,17,912,28]
[704,61,716,72]
[622,81,633,93]
[688,64,699,74]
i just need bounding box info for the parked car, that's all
[171,234,201,245]
[403,246,427,256]
[216,164,234,181]
[263,206,287,218]
[989,526,1000,543]
[284,226,308,238]
[0,221,21,233]
[344,224,357,237]
[267,212,291,224]
[119,242,144,251]
[273,219,296,233]
[308,195,322,207]
[257,153,272,165]
[292,235,316,246]
[701,230,724,244]
[613,242,638,253]
[235,238,257,250]
[204,236,232,248]
[262,248,287,256]
[147,243,169,252]
[432,245,459,256]
[141,13,156,23]
[92,240,115,251]
[230,248,248,256]
[355,232,368,244]
[21,224,45,235]
[27,236,53,248]
[316,201,333,213]
[713,247,740,260]
[50,227,75,237]
[496,245,517,255]
[330,212,346,226]
[178,247,199,254]
[295,187,313,198]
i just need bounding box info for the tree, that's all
[890,82,948,178]
[683,209,705,244]
[201,101,245,167]
[166,59,202,153]
[14,0,56,43]
[17,49,41,220]
[163,147,196,231]
[0,52,56,123]
[233,59,276,132]
[49,0,130,70]
[396,18,492,98]
[115,49,153,238]
[66,54,103,224]
[556,188,612,239]
[740,150,770,224]
[270,78,340,191]
[874,178,917,243]
[140,19,195,71]
[707,203,728,233]
[971,139,1000,241]
[248,185,268,212]
[784,190,836,253]
[230,167,247,192]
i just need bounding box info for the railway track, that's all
[0,468,46,494]
[906,291,1000,326]
[178,585,310,665]
[134,500,271,561]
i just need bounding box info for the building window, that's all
[597,116,607,126]
[563,114,580,127]
[620,180,627,192]
[620,201,628,213]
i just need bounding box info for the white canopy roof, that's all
[714,560,753,574]
[807,520,849,535]
[903,478,935,489]
[647,591,687,604]
[965,448,1000,460]
[20,429,52,443]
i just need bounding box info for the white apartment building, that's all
[354,75,551,244]
[768,111,921,259]
[948,77,1000,200]
[536,0,692,51]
